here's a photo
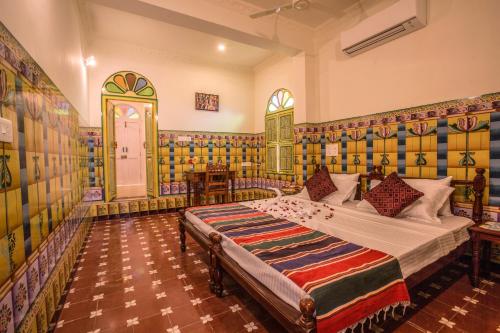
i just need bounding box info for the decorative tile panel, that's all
[12,269,29,328]
[0,284,15,333]
[26,256,40,306]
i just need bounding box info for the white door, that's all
[115,104,147,198]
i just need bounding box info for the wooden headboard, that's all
[313,165,486,224]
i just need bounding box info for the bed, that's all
[178,166,486,333]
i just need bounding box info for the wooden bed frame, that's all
[178,167,486,332]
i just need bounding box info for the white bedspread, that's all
[185,196,473,311]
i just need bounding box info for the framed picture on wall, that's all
[195,92,219,112]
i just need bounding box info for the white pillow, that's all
[294,178,358,206]
[370,179,381,189]
[356,199,378,214]
[439,198,453,216]
[356,184,454,223]
[399,185,455,223]
[403,177,454,217]
[322,181,358,206]
[330,173,360,182]
[330,173,360,201]
[369,177,454,216]
[294,187,311,200]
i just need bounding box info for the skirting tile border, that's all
[0,204,92,333]
[88,188,278,220]
[19,212,91,333]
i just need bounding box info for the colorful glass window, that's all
[114,104,140,119]
[265,89,294,174]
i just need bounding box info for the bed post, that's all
[472,168,486,224]
[178,209,186,252]
[369,165,384,180]
[298,297,316,332]
[314,164,321,174]
[209,232,224,297]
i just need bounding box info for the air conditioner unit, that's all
[341,0,427,56]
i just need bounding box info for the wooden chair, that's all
[204,163,229,204]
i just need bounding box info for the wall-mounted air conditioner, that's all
[341,0,427,56]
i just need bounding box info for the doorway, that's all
[101,71,159,202]
[113,102,147,198]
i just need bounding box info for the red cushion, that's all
[364,172,423,217]
[305,167,337,201]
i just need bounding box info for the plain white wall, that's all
[3,0,497,130]
[0,0,89,123]
[314,0,500,122]
[253,53,316,133]
[87,37,255,132]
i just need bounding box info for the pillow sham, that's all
[295,178,357,206]
[330,173,360,201]
[370,179,381,189]
[294,187,311,200]
[404,177,453,216]
[369,176,454,216]
[322,180,359,206]
[398,185,455,223]
[360,172,423,217]
[305,167,337,201]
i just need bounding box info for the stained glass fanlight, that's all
[114,104,140,119]
[267,88,294,113]
[103,71,156,98]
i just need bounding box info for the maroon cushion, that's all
[364,172,423,217]
[305,167,337,201]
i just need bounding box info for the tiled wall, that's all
[292,94,500,207]
[0,22,91,333]
[80,129,297,202]
[158,132,263,183]
[80,128,102,202]
[82,93,500,213]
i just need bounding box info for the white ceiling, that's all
[241,0,359,28]
[81,1,275,69]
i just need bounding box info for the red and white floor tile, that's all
[50,214,499,333]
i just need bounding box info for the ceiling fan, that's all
[249,0,315,19]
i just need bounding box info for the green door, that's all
[104,100,117,201]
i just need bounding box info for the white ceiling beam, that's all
[86,0,315,55]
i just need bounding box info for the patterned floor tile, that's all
[51,213,500,333]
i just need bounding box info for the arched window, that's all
[265,89,294,174]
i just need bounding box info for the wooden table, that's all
[470,224,500,287]
[184,170,236,207]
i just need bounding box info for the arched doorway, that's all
[101,71,159,201]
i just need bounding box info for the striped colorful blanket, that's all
[187,203,410,333]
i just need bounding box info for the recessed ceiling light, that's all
[85,56,97,67]
[217,44,226,52]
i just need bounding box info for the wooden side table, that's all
[470,225,500,287]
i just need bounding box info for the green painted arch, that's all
[102,71,157,99]
[266,88,294,114]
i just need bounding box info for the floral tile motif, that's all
[12,272,29,328]
[47,239,55,273]
[0,289,15,333]
[54,231,61,261]
[47,214,500,333]
[27,257,41,306]
[38,247,49,287]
